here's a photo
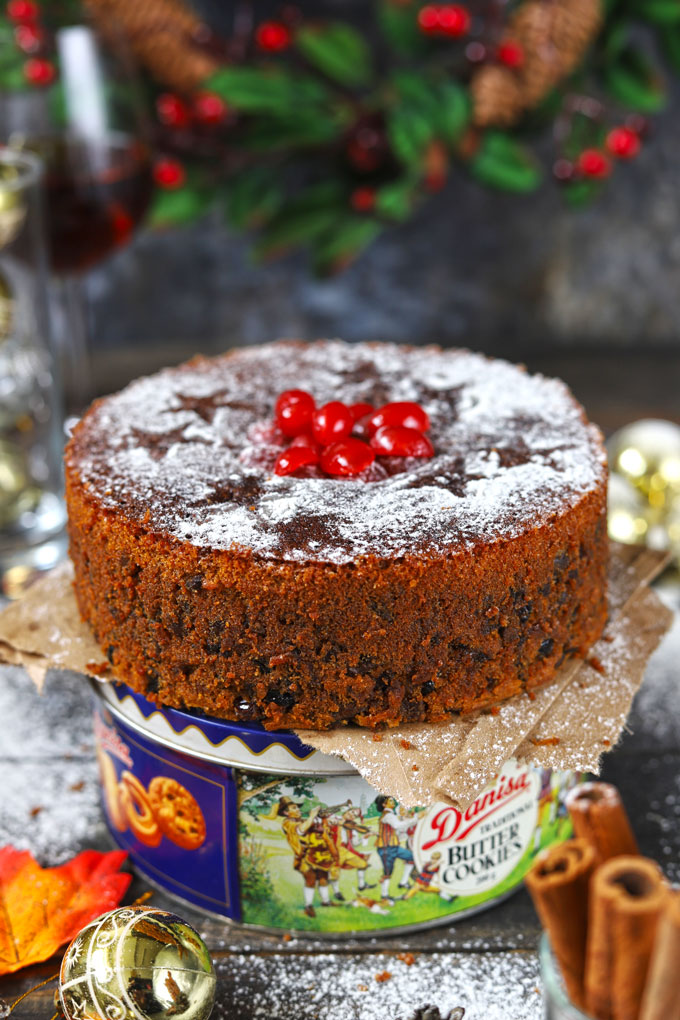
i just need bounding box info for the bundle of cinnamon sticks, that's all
[526,781,680,1020]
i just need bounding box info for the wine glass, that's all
[2,11,153,413]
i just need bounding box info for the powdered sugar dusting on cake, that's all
[68,341,606,564]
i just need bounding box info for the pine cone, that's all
[471,66,524,128]
[86,0,220,92]
[472,0,602,127]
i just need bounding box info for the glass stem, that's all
[60,273,92,415]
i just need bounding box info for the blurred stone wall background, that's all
[82,2,680,394]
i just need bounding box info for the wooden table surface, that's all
[1,350,680,1020]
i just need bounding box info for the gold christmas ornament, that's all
[608,419,680,513]
[59,906,216,1020]
[0,174,27,249]
[607,473,649,546]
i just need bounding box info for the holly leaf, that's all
[629,0,680,24]
[295,23,372,88]
[204,67,331,115]
[435,81,470,144]
[661,25,680,71]
[389,74,469,153]
[253,181,347,259]
[225,168,284,229]
[0,847,131,975]
[387,106,434,167]
[148,186,213,227]
[375,177,418,220]
[563,179,603,207]
[604,45,666,112]
[313,217,382,275]
[468,132,542,192]
[240,108,349,150]
[378,1,426,57]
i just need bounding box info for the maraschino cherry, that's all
[370,426,434,458]
[311,402,354,445]
[321,439,375,477]
[271,393,434,477]
[275,389,316,437]
[367,401,430,435]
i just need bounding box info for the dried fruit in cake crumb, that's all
[375,971,392,983]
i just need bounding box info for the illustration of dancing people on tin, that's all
[265,790,457,918]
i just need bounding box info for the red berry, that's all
[349,402,374,422]
[14,22,42,53]
[275,389,315,437]
[418,5,441,33]
[465,41,486,63]
[370,426,434,458]
[23,57,54,86]
[553,158,574,182]
[320,439,375,477]
[368,401,430,436]
[256,21,292,52]
[153,158,185,189]
[274,445,319,476]
[497,40,524,68]
[350,187,375,213]
[606,126,640,160]
[194,92,228,125]
[290,432,321,454]
[156,93,191,128]
[7,0,38,21]
[312,402,354,446]
[437,4,470,37]
[577,149,611,179]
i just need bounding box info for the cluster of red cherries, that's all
[6,0,55,86]
[271,391,434,478]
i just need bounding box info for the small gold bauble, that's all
[0,437,41,529]
[59,906,216,1020]
[607,473,650,546]
[608,419,680,512]
[0,171,27,249]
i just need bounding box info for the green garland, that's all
[1,0,679,273]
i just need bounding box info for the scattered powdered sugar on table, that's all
[68,341,606,564]
[0,665,105,865]
[213,950,542,1020]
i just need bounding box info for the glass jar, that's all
[0,147,66,597]
[539,933,593,1020]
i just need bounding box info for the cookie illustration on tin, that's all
[97,749,127,833]
[119,770,162,847]
[148,776,207,850]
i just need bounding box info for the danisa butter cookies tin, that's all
[92,681,581,937]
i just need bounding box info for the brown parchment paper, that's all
[0,544,673,809]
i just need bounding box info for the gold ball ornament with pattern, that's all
[59,906,216,1020]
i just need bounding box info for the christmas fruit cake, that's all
[65,340,608,730]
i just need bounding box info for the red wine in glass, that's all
[36,132,153,275]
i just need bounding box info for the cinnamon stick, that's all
[639,890,680,1020]
[525,838,596,1009]
[566,782,639,862]
[584,855,668,1020]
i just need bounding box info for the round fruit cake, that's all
[65,340,608,730]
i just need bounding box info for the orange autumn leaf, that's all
[0,846,132,975]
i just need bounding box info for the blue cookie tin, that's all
[92,680,580,937]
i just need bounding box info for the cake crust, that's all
[65,340,608,730]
